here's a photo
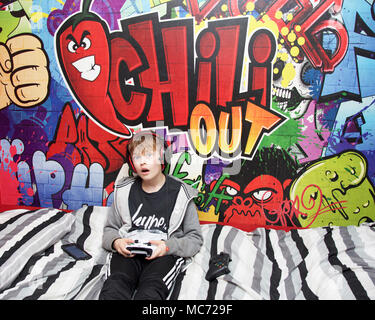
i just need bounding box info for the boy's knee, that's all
[133,279,169,300]
[99,273,136,300]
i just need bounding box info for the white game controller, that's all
[126,240,157,257]
[124,229,166,257]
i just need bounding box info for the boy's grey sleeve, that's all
[102,205,123,252]
[165,200,203,258]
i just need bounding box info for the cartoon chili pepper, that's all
[55,0,131,138]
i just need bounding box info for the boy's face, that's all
[131,143,163,181]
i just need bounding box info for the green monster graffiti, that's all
[290,150,375,228]
[0,10,21,43]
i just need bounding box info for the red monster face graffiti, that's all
[201,147,301,232]
[218,174,291,230]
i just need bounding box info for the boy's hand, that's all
[146,240,168,260]
[113,238,135,258]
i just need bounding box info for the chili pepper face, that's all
[56,15,131,138]
[58,20,109,97]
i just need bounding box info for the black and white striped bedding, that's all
[0,206,110,299]
[0,208,76,293]
[1,206,375,300]
[177,223,375,300]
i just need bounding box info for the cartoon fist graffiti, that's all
[0,34,49,110]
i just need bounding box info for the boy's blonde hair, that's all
[127,131,164,156]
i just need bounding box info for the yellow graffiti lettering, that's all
[189,103,217,156]
[218,106,242,154]
[189,101,283,160]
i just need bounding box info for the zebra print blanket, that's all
[1,206,374,300]
[178,223,375,300]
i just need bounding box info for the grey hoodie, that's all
[102,175,203,258]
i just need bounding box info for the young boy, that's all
[99,131,203,300]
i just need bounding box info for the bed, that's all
[1,205,374,300]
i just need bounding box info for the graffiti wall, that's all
[1,0,374,232]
